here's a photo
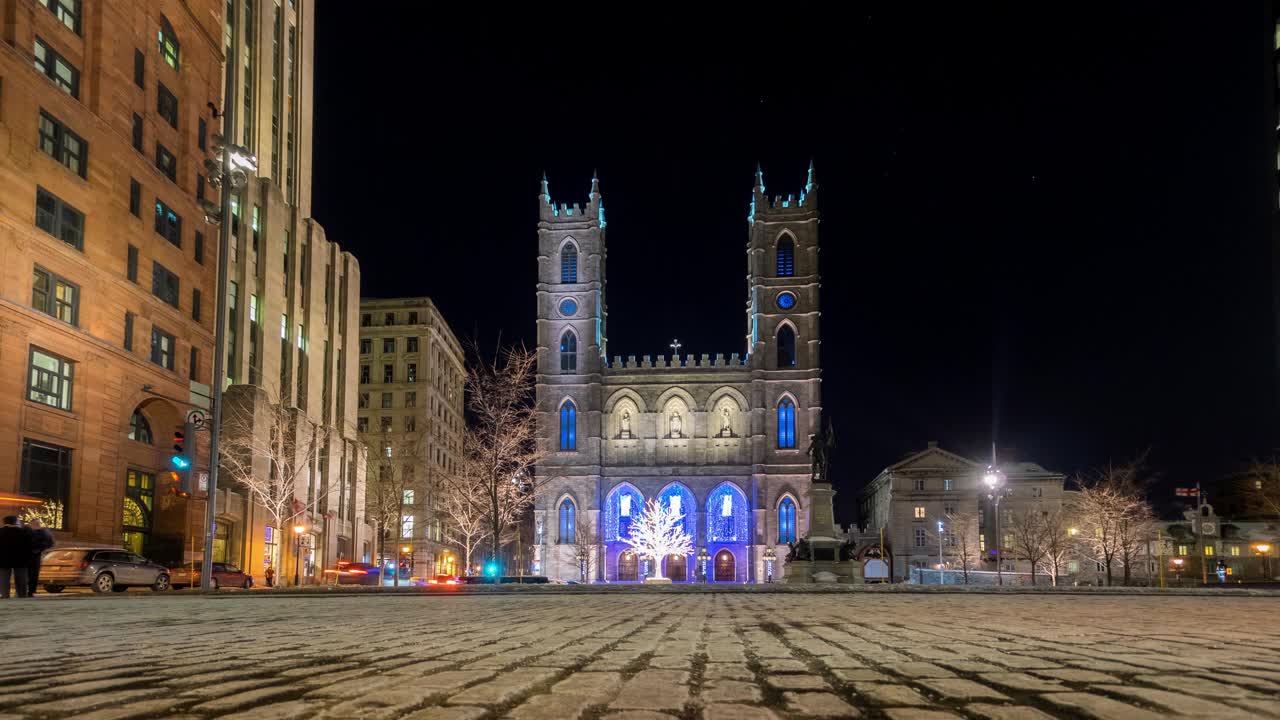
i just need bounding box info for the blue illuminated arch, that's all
[603,484,645,542]
[657,482,697,541]
[777,398,796,449]
[559,400,577,451]
[706,483,749,543]
[778,496,797,544]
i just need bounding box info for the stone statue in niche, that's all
[619,410,632,439]
[718,406,733,437]
[669,412,682,439]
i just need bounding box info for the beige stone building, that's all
[357,298,466,578]
[859,442,1067,581]
[0,0,224,564]
[534,167,822,583]
[211,0,367,584]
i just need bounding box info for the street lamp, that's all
[292,524,306,586]
[697,546,709,583]
[982,465,1007,586]
[763,546,776,583]
[1171,557,1185,584]
[936,519,946,583]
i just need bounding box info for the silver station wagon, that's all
[40,547,172,593]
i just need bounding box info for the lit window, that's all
[944,479,953,491]
[39,0,80,34]
[559,401,577,451]
[777,399,796,449]
[1204,546,1214,557]
[914,506,926,519]
[561,244,578,283]
[776,235,795,277]
[669,495,681,516]
[402,490,414,505]
[400,515,414,539]
[721,494,732,517]
[778,497,796,544]
[620,493,631,518]
[1229,545,1240,557]
[1177,545,1188,556]
[28,348,72,411]
[158,15,181,69]
[128,410,152,444]
[31,267,78,326]
[150,326,175,370]
[34,38,79,97]
[154,199,182,246]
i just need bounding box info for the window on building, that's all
[777,235,795,277]
[405,416,415,432]
[194,231,205,265]
[357,392,369,408]
[384,312,395,326]
[191,288,201,322]
[381,392,392,409]
[361,313,371,327]
[128,179,142,217]
[38,111,86,177]
[1204,546,1214,557]
[1177,545,1188,556]
[383,338,395,354]
[914,527,926,548]
[406,337,418,352]
[127,410,153,444]
[134,48,145,87]
[1031,486,1043,498]
[360,365,369,384]
[360,339,371,354]
[914,478,926,491]
[560,330,577,373]
[21,439,71,529]
[132,113,143,151]
[198,116,207,151]
[189,347,198,381]
[914,506,926,519]
[407,363,417,382]
[154,199,181,246]
[150,326,175,370]
[35,187,83,249]
[944,504,955,516]
[155,143,177,182]
[158,15,180,69]
[561,244,578,283]
[944,478,953,491]
[383,364,393,383]
[31,267,78,325]
[407,311,418,324]
[357,417,369,432]
[401,515,414,539]
[380,416,392,432]
[39,0,80,34]
[776,325,796,367]
[405,391,416,408]
[777,398,796,449]
[778,497,796,544]
[123,312,134,351]
[157,83,178,127]
[1230,545,1240,557]
[559,402,577,451]
[28,347,73,411]
[34,38,78,97]
[558,499,576,543]
[151,262,180,307]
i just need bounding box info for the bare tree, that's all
[621,499,693,577]
[218,386,331,585]
[363,431,425,587]
[1071,454,1154,586]
[1245,457,1280,518]
[1038,506,1075,586]
[1008,508,1051,586]
[943,510,982,584]
[465,345,547,571]
[439,451,491,575]
[572,514,601,583]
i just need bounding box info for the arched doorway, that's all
[714,549,735,582]
[665,554,687,582]
[618,550,638,581]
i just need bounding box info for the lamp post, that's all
[763,546,776,583]
[982,465,1006,586]
[292,524,305,586]
[697,546,709,583]
[1171,557,1185,584]
[577,546,589,583]
[1255,543,1272,580]
[936,519,946,583]
[401,545,412,581]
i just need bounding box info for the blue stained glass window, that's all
[561,244,578,283]
[558,499,576,543]
[560,298,578,315]
[658,483,696,539]
[777,399,796,449]
[776,292,796,310]
[707,484,748,542]
[559,401,577,451]
[604,485,645,541]
[777,236,795,277]
[779,497,796,544]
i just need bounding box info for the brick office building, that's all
[0,0,223,562]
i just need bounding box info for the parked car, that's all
[40,547,171,593]
[169,562,254,589]
[323,560,383,586]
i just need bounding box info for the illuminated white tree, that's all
[622,499,693,569]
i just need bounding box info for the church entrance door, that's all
[665,554,686,582]
[618,551,638,581]
[714,550,735,582]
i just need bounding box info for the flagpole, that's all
[1197,482,1207,585]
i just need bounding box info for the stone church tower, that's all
[533,166,822,583]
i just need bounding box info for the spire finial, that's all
[754,163,765,192]
[540,172,550,199]
[806,158,817,191]
[590,169,600,196]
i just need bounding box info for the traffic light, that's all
[171,429,190,469]
[169,421,195,495]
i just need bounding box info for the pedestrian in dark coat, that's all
[26,518,54,597]
[0,516,33,599]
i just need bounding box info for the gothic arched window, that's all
[560,330,577,373]
[707,483,749,542]
[561,244,578,283]
[777,236,795,277]
[777,398,796,449]
[559,401,577,451]
[128,410,153,444]
[778,497,796,544]
[777,325,796,367]
[558,498,576,543]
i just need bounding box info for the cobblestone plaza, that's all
[2,591,1278,719]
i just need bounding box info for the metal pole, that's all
[995,496,1003,586]
[201,4,240,594]
[1157,528,1165,589]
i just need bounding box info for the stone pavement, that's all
[1,592,1278,719]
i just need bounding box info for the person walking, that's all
[0,516,33,599]
[26,518,54,597]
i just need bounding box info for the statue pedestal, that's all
[643,577,672,585]
[785,481,865,585]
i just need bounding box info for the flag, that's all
[1174,488,1196,497]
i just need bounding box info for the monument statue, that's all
[720,407,732,436]
[670,412,682,438]
[620,410,632,438]
[807,422,836,481]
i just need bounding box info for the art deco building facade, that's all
[533,168,822,583]
[357,298,465,578]
[0,0,222,562]
[215,0,368,582]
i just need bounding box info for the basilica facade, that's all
[532,166,823,583]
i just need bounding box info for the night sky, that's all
[313,5,1278,523]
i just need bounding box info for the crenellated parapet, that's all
[749,160,819,224]
[604,353,748,371]
[538,172,606,228]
